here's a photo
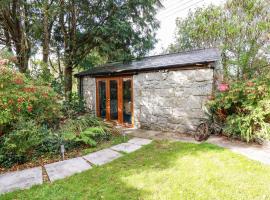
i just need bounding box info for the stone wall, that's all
[133,68,214,133]
[81,67,214,134]
[82,77,96,114]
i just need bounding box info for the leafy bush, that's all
[61,93,86,118]
[0,115,114,168]
[208,75,270,143]
[60,115,112,147]
[0,64,62,132]
[0,119,47,167]
[0,59,117,169]
[34,128,62,156]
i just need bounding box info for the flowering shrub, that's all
[0,63,61,133]
[0,59,117,168]
[217,83,229,92]
[208,75,270,143]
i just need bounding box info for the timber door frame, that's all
[96,76,133,127]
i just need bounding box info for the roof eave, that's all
[74,61,216,78]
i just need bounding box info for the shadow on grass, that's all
[1,141,226,200]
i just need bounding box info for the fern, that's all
[60,115,112,147]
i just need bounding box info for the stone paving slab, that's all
[124,129,199,143]
[111,143,142,153]
[45,157,91,182]
[83,148,122,166]
[0,167,42,194]
[125,128,270,165]
[208,136,270,165]
[128,137,152,146]
[123,129,163,138]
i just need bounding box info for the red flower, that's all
[27,106,33,112]
[0,59,9,66]
[23,87,36,93]
[42,93,49,98]
[17,97,24,103]
[8,99,14,105]
[246,81,255,87]
[14,78,24,85]
[218,83,229,92]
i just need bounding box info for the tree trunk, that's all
[4,28,12,51]
[17,53,29,73]
[64,65,73,99]
[15,40,29,73]
[0,1,31,73]
[42,0,49,63]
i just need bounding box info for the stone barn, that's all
[75,48,220,134]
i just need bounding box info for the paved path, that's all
[124,128,270,165]
[0,167,42,194]
[0,137,152,194]
[45,157,92,182]
[83,148,122,166]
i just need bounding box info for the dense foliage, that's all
[168,0,269,80]
[0,0,161,95]
[168,0,270,143]
[0,64,61,133]
[60,116,112,147]
[61,93,86,119]
[208,74,270,143]
[0,115,115,168]
[0,119,49,167]
[0,61,116,168]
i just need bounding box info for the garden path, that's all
[124,129,270,165]
[0,137,152,194]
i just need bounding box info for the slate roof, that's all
[75,48,220,77]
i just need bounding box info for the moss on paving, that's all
[2,141,270,200]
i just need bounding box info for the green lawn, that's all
[2,141,270,200]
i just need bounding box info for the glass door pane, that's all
[98,80,106,118]
[110,80,118,120]
[123,78,132,124]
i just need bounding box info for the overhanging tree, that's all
[0,0,34,73]
[53,0,160,97]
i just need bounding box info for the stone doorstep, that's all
[83,149,123,166]
[0,167,43,194]
[128,137,152,146]
[110,143,142,153]
[123,129,162,138]
[44,157,91,182]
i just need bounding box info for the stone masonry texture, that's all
[82,67,214,134]
[82,77,96,114]
[133,68,214,133]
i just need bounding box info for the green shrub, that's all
[60,115,112,147]
[61,93,86,118]
[0,114,115,168]
[34,128,62,156]
[0,119,46,167]
[0,64,62,132]
[208,74,270,143]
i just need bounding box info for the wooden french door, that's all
[96,76,133,127]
